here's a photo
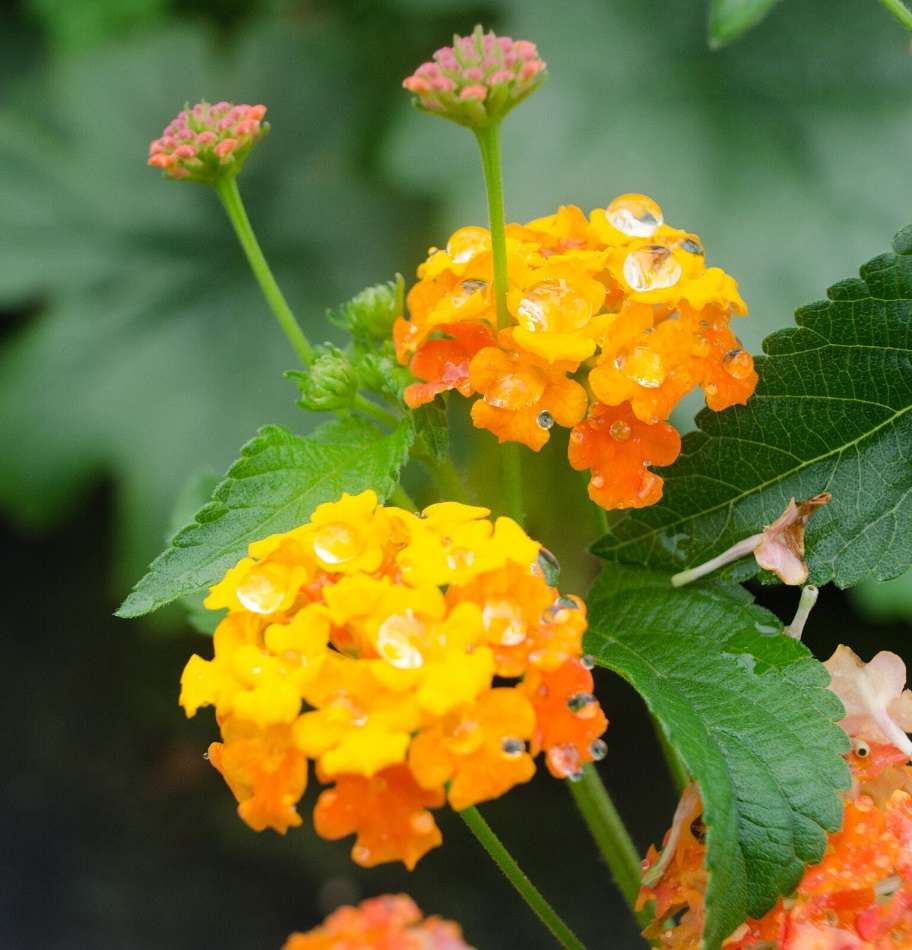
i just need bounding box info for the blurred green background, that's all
[2,1,911,947]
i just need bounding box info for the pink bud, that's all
[196,131,217,146]
[459,85,487,101]
[173,144,197,159]
[214,138,237,159]
[521,61,543,80]
[489,70,512,85]
[513,40,538,58]
[248,104,267,120]
[431,77,455,92]
[403,76,430,94]
[463,67,484,81]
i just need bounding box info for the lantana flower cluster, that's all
[394,198,755,510]
[180,490,607,868]
[282,894,473,950]
[148,101,269,183]
[638,647,912,948]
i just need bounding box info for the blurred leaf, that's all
[851,568,912,623]
[587,565,849,950]
[413,401,450,464]
[386,0,912,364]
[0,20,425,580]
[594,226,912,590]
[708,0,782,47]
[117,417,414,618]
[26,0,169,52]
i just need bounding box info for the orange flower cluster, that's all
[394,198,755,510]
[282,894,473,950]
[638,743,912,947]
[180,490,606,869]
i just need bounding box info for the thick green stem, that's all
[502,442,525,523]
[878,0,912,29]
[473,125,510,329]
[568,766,643,914]
[216,176,314,365]
[459,806,587,950]
[352,393,401,429]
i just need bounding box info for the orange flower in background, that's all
[283,893,475,950]
[394,195,754,511]
[638,646,912,949]
[180,490,607,869]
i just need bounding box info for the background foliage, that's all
[2,1,911,947]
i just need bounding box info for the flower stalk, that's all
[215,175,315,366]
[458,805,587,950]
[785,584,819,639]
[878,0,912,30]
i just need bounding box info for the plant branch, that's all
[459,805,587,950]
[215,176,314,365]
[878,0,912,30]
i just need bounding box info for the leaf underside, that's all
[594,227,912,590]
[117,417,413,618]
[586,566,849,949]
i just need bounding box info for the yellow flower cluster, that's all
[180,490,607,868]
[394,197,755,510]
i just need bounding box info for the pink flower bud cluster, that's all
[148,101,269,184]
[402,26,546,129]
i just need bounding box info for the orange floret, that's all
[283,893,474,950]
[522,658,609,779]
[409,688,537,811]
[682,309,758,411]
[207,717,308,834]
[568,402,681,510]
[469,345,587,450]
[403,321,496,408]
[313,764,445,869]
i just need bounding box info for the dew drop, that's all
[536,410,554,430]
[410,811,436,835]
[482,600,527,646]
[447,226,489,264]
[501,737,525,758]
[313,522,364,566]
[623,245,682,293]
[516,278,594,333]
[591,474,606,489]
[352,845,372,864]
[589,739,607,761]
[680,237,704,255]
[624,346,666,389]
[567,691,596,714]
[580,654,595,670]
[536,547,561,586]
[237,570,286,614]
[376,611,425,669]
[202,751,210,760]
[567,769,585,783]
[547,743,581,779]
[606,193,664,238]
[609,419,632,442]
[722,348,753,381]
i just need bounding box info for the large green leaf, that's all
[593,227,912,589]
[586,565,849,949]
[708,0,782,47]
[116,417,413,618]
[0,18,427,581]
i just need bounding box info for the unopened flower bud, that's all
[331,276,404,343]
[288,347,358,412]
[403,25,546,129]
[148,101,269,184]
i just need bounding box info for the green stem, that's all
[568,765,643,914]
[459,806,587,950]
[473,124,510,330]
[502,441,525,523]
[352,393,401,429]
[423,455,471,504]
[653,720,690,794]
[215,176,314,365]
[878,0,912,29]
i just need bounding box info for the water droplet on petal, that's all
[704,383,718,397]
[482,600,527,646]
[410,811,436,835]
[567,691,596,714]
[352,845,372,864]
[581,654,595,670]
[680,237,704,255]
[609,419,632,442]
[485,365,547,410]
[537,410,554,430]
[376,611,425,669]
[237,570,286,614]
[313,522,364,566]
[547,743,581,778]
[452,278,487,307]
[447,226,489,264]
[202,751,210,760]
[722,348,753,380]
[536,547,561,585]
[591,474,606,489]
[623,245,682,293]
[589,739,608,761]
[624,345,666,389]
[567,769,585,783]
[606,194,664,238]
[501,737,525,758]
[516,278,594,333]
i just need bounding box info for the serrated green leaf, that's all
[412,400,450,464]
[594,227,912,590]
[708,0,782,47]
[117,417,413,618]
[586,565,849,949]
